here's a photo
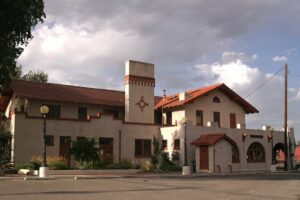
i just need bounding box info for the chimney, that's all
[124,60,155,123]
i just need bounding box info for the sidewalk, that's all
[1,170,298,181]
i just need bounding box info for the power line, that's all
[245,66,284,98]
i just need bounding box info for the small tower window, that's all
[213,96,221,103]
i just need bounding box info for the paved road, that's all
[0,173,299,200]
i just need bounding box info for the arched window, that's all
[232,145,240,163]
[213,96,221,103]
[247,142,265,162]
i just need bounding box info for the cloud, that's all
[222,52,258,63]
[272,56,288,63]
[192,53,300,138]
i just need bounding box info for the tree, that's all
[21,70,48,83]
[0,123,11,169]
[13,65,48,83]
[150,137,161,169]
[0,0,46,92]
[69,138,99,165]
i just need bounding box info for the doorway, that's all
[199,146,209,170]
[59,136,71,164]
[99,137,114,162]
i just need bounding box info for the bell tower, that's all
[125,60,155,123]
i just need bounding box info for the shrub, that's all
[0,123,12,168]
[171,151,180,163]
[15,163,34,170]
[30,156,42,170]
[30,156,69,170]
[119,159,132,169]
[69,138,99,164]
[159,152,181,172]
[151,137,160,169]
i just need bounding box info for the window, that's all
[103,109,119,119]
[45,135,54,146]
[161,140,168,150]
[196,110,203,126]
[213,112,220,127]
[78,107,87,120]
[230,113,236,128]
[174,139,180,150]
[232,145,240,163]
[213,96,221,103]
[166,111,172,125]
[247,142,265,162]
[135,139,151,157]
[46,105,61,119]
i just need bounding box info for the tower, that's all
[124,60,155,123]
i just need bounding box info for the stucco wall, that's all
[185,90,246,128]
[12,112,160,164]
[161,122,286,172]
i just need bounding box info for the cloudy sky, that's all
[18,0,300,139]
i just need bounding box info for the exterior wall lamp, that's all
[39,105,49,178]
[242,133,248,142]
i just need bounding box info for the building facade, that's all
[0,60,296,172]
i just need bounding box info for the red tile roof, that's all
[0,80,162,111]
[155,83,258,114]
[191,133,236,146]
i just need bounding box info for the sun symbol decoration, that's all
[136,96,149,111]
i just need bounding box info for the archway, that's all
[273,143,285,168]
[247,142,265,162]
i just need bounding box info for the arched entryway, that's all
[273,143,285,169]
[247,142,265,163]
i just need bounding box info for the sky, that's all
[18,0,300,140]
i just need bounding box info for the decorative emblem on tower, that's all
[136,96,149,111]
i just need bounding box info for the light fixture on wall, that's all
[242,133,248,142]
[39,105,49,178]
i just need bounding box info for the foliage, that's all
[76,159,136,170]
[159,152,181,172]
[15,163,34,170]
[150,137,160,169]
[0,0,46,91]
[30,155,69,170]
[20,69,48,83]
[69,138,99,164]
[0,124,11,169]
[171,151,180,163]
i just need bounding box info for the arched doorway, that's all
[247,142,265,162]
[273,143,285,169]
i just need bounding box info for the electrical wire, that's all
[245,67,284,98]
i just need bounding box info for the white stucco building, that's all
[0,60,296,172]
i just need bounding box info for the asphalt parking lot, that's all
[0,172,299,200]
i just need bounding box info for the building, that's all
[0,60,296,172]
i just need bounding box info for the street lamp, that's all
[181,117,190,175]
[39,105,49,178]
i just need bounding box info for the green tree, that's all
[150,137,161,169]
[69,138,99,165]
[21,70,48,83]
[0,0,46,92]
[13,65,48,83]
[0,123,11,169]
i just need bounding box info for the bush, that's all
[69,138,99,164]
[159,152,181,172]
[0,123,12,168]
[30,156,69,170]
[119,159,132,169]
[15,163,34,170]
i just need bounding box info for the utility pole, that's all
[284,64,291,171]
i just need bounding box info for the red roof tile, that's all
[0,80,162,110]
[155,83,258,114]
[191,133,236,146]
